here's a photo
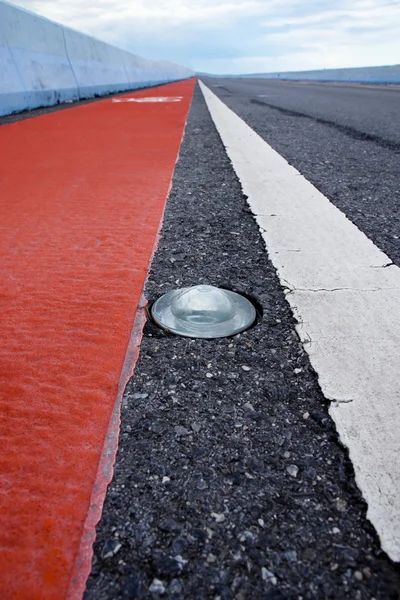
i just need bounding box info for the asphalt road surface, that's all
[202,78,400,268]
[85,82,400,599]
[207,79,400,144]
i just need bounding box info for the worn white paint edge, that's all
[199,80,400,562]
[111,96,183,103]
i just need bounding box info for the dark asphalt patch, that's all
[212,86,233,94]
[203,78,400,268]
[207,78,400,144]
[84,84,400,599]
[250,99,400,154]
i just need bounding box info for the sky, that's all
[10,0,400,74]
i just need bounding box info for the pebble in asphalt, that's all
[84,84,400,599]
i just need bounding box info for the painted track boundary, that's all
[0,78,195,599]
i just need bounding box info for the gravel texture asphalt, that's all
[202,78,400,268]
[205,79,400,144]
[84,84,400,599]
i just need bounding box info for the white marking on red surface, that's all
[112,96,183,103]
[199,80,400,562]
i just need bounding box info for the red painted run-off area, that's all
[0,78,195,599]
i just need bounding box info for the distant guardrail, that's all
[200,64,400,85]
[0,0,193,117]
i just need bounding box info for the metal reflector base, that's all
[151,285,256,339]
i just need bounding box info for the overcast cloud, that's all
[11,0,400,74]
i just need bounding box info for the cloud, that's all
[9,0,400,73]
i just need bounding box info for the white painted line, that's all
[199,80,400,562]
[112,96,183,103]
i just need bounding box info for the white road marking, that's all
[199,80,400,562]
[112,96,182,103]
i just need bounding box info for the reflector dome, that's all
[151,285,256,339]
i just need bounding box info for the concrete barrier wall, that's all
[63,27,131,99]
[0,0,193,116]
[240,64,400,84]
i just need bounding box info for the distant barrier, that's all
[237,64,400,85]
[0,0,193,117]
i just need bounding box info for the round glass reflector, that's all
[151,284,256,339]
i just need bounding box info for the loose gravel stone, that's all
[149,579,166,595]
[101,539,122,559]
[261,568,277,585]
[174,426,190,436]
[211,513,226,523]
[286,464,299,478]
[336,498,347,512]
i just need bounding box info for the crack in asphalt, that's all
[331,399,355,405]
[288,287,394,293]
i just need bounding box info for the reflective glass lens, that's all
[151,285,256,338]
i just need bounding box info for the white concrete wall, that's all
[0,0,193,116]
[63,27,130,98]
